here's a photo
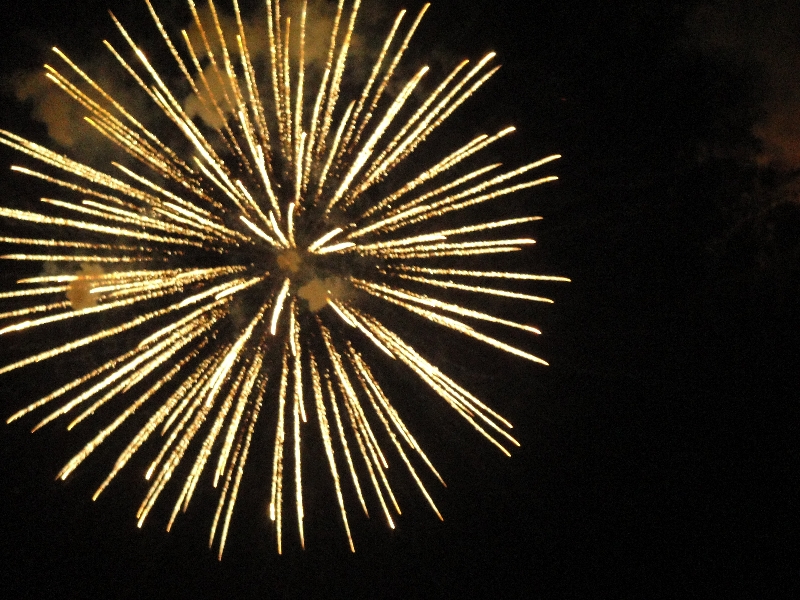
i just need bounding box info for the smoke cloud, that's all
[12,70,84,149]
[10,54,152,164]
[689,1,800,169]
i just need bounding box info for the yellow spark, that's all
[315,241,356,255]
[240,215,278,246]
[270,278,291,336]
[0,0,565,558]
[307,227,344,252]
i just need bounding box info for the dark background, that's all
[0,0,798,597]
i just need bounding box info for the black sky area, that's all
[0,0,798,598]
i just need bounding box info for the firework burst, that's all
[0,0,565,557]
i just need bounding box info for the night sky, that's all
[0,0,798,598]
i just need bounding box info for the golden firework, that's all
[0,0,566,558]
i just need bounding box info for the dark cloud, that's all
[689,0,800,169]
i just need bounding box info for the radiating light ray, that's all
[307,227,344,252]
[389,265,573,282]
[336,7,406,162]
[214,344,267,488]
[310,353,354,551]
[0,285,69,299]
[268,347,290,554]
[367,245,523,259]
[0,205,207,248]
[314,101,355,205]
[326,64,431,214]
[351,279,542,335]
[375,162,503,223]
[356,281,549,366]
[0,238,146,253]
[58,357,191,482]
[353,55,497,200]
[359,127,513,221]
[270,278,291,335]
[345,3,430,158]
[0,281,200,336]
[353,238,537,259]
[315,241,356,255]
[0,0,565,557]
[35,309,220,433]
[327,333,397,529]
[348,162,560,240]
[347,347,442,518]
[293,358,305,548]
[0,254,148,264]
[210,372,266,559]
[314,0,362,174]
[334,304,395,359]
[357,314,519,453]
[394,274,555,303]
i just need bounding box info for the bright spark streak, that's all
[308,228,344,252]
[270,278,291,335]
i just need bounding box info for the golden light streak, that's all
[270,278,291,335]
[326,65,430,213]
[0,0,564,557]
[319,329,368,519]
[348,348,442,518]
[345,3,430,156]
[240,215,279,246]
[269,211,291,247]
[389,300,549,366]
[269,348,290,554]
[215,276,263,300]
[310,354,354,551]
[352,279,542,335]
[0,205,206,248]
[286,202,297,248]
[314,101,355,204]
[328,299,358,328]
[214,347,266,488]
[394,274,555,303]
[211,373,265,559]
[358,238,538,257]
[314,0,361,170]
[358,59,471,191]
[58,358,190,481]
[293,368,305,548]
[359,127,514,220]
[360,314,519,454]
[91,353,213,499]
[0,237,143,251]
[364,232,448,250]
[307,227,344,252]
[0,282,194,336]
[316,241,356,255]
[339,305,396,359]
[289,300,307,424]
[391,266,573,282]
[379,162,502,221]
[0,285,68,299]
[39,317,213,433]
[0,254,145,263]
[355,55,496,196]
